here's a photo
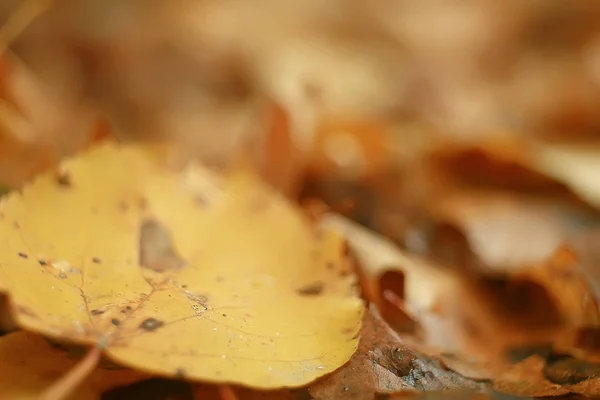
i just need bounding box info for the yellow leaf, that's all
[0,331,146,400]
[0,141,363,388]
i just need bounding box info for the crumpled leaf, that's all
[309,305,486,399]
[0,330,147,400]
[327,214,600,369]
[0,140,363,388]
[432,190,566,269]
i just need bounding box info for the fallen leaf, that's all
[0,140,363,388]
[492,354,600,397]
[0,330,146,400]
[309,305,486,399]
[432,190,565,269]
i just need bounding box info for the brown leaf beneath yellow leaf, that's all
[0,140,363,388]
[0,330,146,400]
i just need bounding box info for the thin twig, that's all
[218,385,239,400]
[39,345,102,400]
[0,0,53,55]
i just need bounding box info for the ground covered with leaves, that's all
[1,1,600,399]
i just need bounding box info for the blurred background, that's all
[2,0,600,362]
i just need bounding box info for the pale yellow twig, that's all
[0,0,53,55]
[39,346,102,400]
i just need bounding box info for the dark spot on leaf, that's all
[543,355,600,385]
[139,219,186,272]
[222,314,227,317]
[91,309,105,316]
[326,261,335,269]
[216,276,224,282]
[58,272,67,279]
[297,281,325,296]
[38,259,47,266]
[18,252,27,259]
[250,196,269,212]
[175,368,186,378]
[140,317,164,331]
[56,172,72,188]
[186,293,209,307]
[194,195,209,208]
[92,257,101,264]
[119,201,129,212]
[126,306,132,311]
[181,285,188,289]
[138,197,149,210]
[12,221,20,229]
[111,318,120,326]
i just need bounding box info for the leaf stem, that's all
[218,385,239,400]
[39,345,102,400]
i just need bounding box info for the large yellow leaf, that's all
[0,331,147,400]
[0,141,363,388]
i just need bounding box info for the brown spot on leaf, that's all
[38,259,47,266]
[250,196,269,212]
[111,318,120,326]
[91,309,105,316]
[119,201,129,212]
[139,219,186,272]
[18,252,28,259]
[138,197,149,210]
[186,293,209,307]
[56,172,72,188]
[194,195,209,208]
[176,368,186,378]
[140,317,164,331]
[92,257,101,264]
[297,281,325,296]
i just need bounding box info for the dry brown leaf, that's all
[0,52,98,188]
[0,330,147,400]
[327,214,600,370]
[432,190,565,269]
[0,141,363,389]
